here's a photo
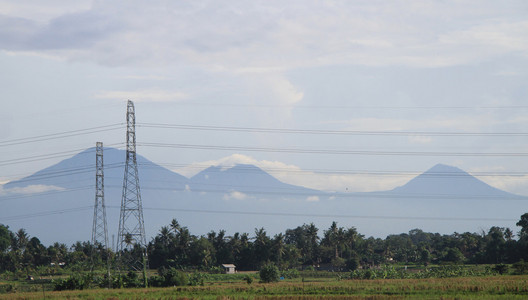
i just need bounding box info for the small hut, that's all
[222,264,236,274]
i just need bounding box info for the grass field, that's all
[1,275,527,299]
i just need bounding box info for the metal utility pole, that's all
[91,142,111,287]
[116,100,148,285]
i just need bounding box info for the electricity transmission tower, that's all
[91,142,111,286]
[116,100,148,280]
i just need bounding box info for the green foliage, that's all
[188,272,206,286]
[259,263,280,283]
[151,267,188,287]
[0,284,15,293]
[493,263,509,275]
[0,224,13,253]
[53,273,92,291]
[281,268,300,279]
[244,274,254,284]
[512,259,528,274]
[350,265,494,280]
[346,256,360,271]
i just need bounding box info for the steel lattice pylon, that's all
[92,142,109,248]
[117,100,148,275]
[91,142,111,286]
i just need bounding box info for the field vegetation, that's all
[1,213,528,298]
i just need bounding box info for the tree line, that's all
[1,213,528,274]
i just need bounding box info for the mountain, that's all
[190,164,320,195]
[1,149,525,245]
[4,147,189,191]
[390,164,518,198]
[0,148,324,245]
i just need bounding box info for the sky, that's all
[1,0,528,198]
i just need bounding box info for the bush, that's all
[259,263,280,283]
[122,271,142,288]
[188,272,207,286]
[244,274,254,284]
[157,267,188,287]
[493,264,509,275]
[512,260,528,275]
[281,269,300,279]
[0,284,14,293]
[346,257,360,271]
[53,274,92,291]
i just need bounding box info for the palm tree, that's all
[170,219,181,234]
[272,233,285,267]
[306,223,320,264]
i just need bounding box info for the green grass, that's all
[1,275,528,299]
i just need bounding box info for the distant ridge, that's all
[1,149,525,245]
[390,163,519,198]
[190,164,321,195]
[4,147,189,191]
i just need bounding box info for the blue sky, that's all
[1,0,528,196]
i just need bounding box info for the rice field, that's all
[1,275,528,299]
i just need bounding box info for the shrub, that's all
[157,267,188,287]
[188,272,207,286]
[53,274,92,291]
[244,274,254,284]
[512,260,528,274]
[281,269,300,279]
[304,265,315,271]
[493,264,509,275]
[259,263,280,283]
[346,257,360,271]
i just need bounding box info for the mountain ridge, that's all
[1,148,525,245]
[389,163,519,198]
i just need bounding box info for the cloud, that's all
[1,1,526,69]
[4,184,64,195]
[223,190,250,201]
[333,114,528,133]
[0,0,92,22]
[177,154,297,177]
[176,153,413,192]
[306,195,319,202]
[95,89,188,102]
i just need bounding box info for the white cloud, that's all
[4,184,64,195]
[176,154,413,192]
[95,89,188,102]
[1,1,526,69]
[333,114,528,133]
[306,195,319,202]
[0,0,92,22]
[223,190,250,201]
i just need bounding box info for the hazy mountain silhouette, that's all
[190,164,320,196]
[1,148,525,245]
[4,147,189,191]
[389,164,517,198]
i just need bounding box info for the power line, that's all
[102,184,527,201]
[0,203,518,223]
[3,163,125,185]
[138,161,528,178]
[138,122,528,137]
[0,143,124,167]
[0,186,93,202]
[0,123,124,147]
[169,102,528,110]
[107,205,519,223]
[0,206,93,222]
[138,142,528,157]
